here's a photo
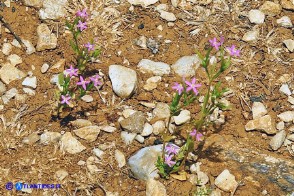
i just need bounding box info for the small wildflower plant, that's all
[55,8,101,114]
[156,37,240,178]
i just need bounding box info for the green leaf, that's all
[65,21,72,29]
[70,40,78,52]
[92,49,101,58]
[58,72,65,86]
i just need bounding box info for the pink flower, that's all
[172,82,184,95]
[77,21,87,31]
[190,129,203,141]
[60,94,71,105]
[85,42,95,51]
[164,154,176,167]
[165,143,180,155]
[65,65,78,77]
[226,45,240,57]
[185,78,202,95]
[90,74,102,87]
[209,37,221,50]
[77,76,90,90]
[76,8,88,19]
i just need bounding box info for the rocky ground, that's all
[0,0,293,195]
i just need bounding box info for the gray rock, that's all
[135,135,145,143]
[22,76,37,89]
[276,121,285,131]
[36,24,57,51]
[2,43,12,56]
[248,9,265,24]
[242,29,259,42]
[81,95,93,103]
[127,0,158,7]
[73,126,101,142]
[120,111,145,133]
[100,125,116,133]
[7,54,22,66]
[141,123,153,136]
[121,131,137,145]
[39,0,68,20]
[109,65,137,98]
[277,16,293,28]
[245,115,277,134]
[173,110,191,125]
[288,96,294,105]
[128,144,162,180]
[40,132,61,145]
[281,0,294,10]
[277,111,294,122]
[54,169,68,181]
[41,63,50,73]
[0,63,26,84]
[147,38,160,54]
[11,39,21,48]
[153,102,170,119]
[60,132,86,154]
[270,130,286,150]
[138,59,170,76]
[159,10,176,22]
[260,1,282,16]
[70,119,92,128]
[122,109,136,118]
[2,88,18,104]
[24,0,43,8]
[215,169,238,192]
[115,149,126,168]
[93,148,104,159]
[134,35,147,49]
[86,156,101,174]
[146,179,167,196]
[283,39,294,52]
[155,4,168,12]
[152,120,165,135]
[252,102,267,119]
[143,76,162,91]
[279,84,292,96]
[22,132,40,145]
[22,39,36,55]
[172,55,201,77]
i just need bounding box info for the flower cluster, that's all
[76,8,88,31]
[209,37,240,57]
[164,143,180,167]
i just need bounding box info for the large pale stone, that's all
[146,179,167,196]
[252,102,267,119]
[115,150,126,168]
[173,110,191,125]
[39,0,68,20]
[0,63,26,84]
[73,126,101,142]
[60,132,86,154]
[277,111,294,122]
[7,54,22,66]
[153,102,170,119]
[245,115,276,134]
[120,111,146,133]
[159,10,177,22]
[215,169,238,192]
[281,0,294,10]
[127,0,159,7]
[270,130,286,150]
[283,39,294,52]
[138,59,170,76]
[248,9,265,24]
[24,0,44,8]
[260,1,282,16]
[36,24,57,51]
[172,55,201,77]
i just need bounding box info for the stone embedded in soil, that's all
[1,88,18,104]
[22,39,36,55]
[22,76,37,89]
[245,115,276,134]
[141,123,153,136]
[50,59,65,73]
[115,149,126,168]
[39,0,68,20]
[279,84,292,96]
[283,39,294,52]
[153,102,170,120]
[159,10,177,22]
[7,54,22,66]
[93,148,104,159]
[22,132,40,145]
[214,169,238,193]
[155,4,168,12]
[277,16,293,28]
[2,43,12,56]
[248,9,265,24]
[276,121,285,131]
[173,110,191,125]
[144,76,162,91]
[100,125,116,133]
[260,1,282,16]
[122,108,136,118]
[137,59,170,76]
[128,144,162,180]
[81,95,93,103]
[252,102,267,119]
[54,169,68,181]
[172,55,201,77]
[146,179,167,196]
[135,35,147,49]
[277,111,294,122]
[24,0,44,8]
[40,132,61,145]
[270,130,286,151]
[127,0,159,7]
[287,134,294,142]
[70,119,92,128]
[0,62,26,85]
[121,131,137,145]
[135,134,145,143]
[86,156,101,174]
[11,39,21,48]
[147,38,160,54]
[41,63,50,73]
[0,81,7,95]
[281,0,294,10]
[288,96,294,105]
[242,29,259,42]
[60,132,86,154]
[36,24,58,51]
[120,111,145,133]
[152,120,165,135]
[109,64,137,98]
[171,0,179,7]
[73,126,101,142]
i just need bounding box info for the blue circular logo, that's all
[5,182,13,190]
[15,182,23,191]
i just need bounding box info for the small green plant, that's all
[156,37,240,178]
[194,186,212,196]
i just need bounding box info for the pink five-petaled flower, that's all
[226,45,240,57]
[85,42,95,51]
[209,37,222,50]
[165,143,180,155]
[76,8,88,19]
[65,65,78,78]
[172,82,184,95]
[185,78,202,95]
[190,129,203,141]
[90,74,102,87]
[77,20,87,31]
[60,94,71,105]
[164,154,176,167]
[77,76,90,90]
